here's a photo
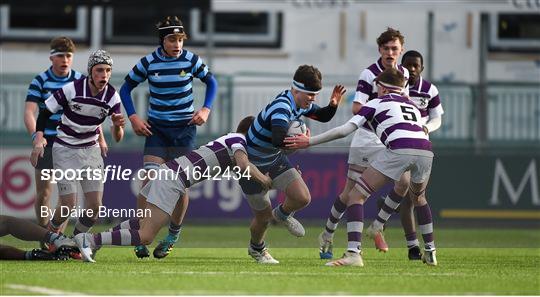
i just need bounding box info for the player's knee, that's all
[394,183,409,197]
[296,190,311,208]
[411,195,427,206]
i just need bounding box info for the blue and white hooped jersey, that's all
[26,67,83,137]
[247,90,319,167]
[125,48,210,124]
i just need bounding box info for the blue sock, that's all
[274,204,290,220]
[167,222,181,241]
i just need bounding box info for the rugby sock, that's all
[323,197,347,239]
[373,190,403,230]
[43,231,60,245]
[346,204,364,254]
[167,222,182,241]
[109,218,140,232]
[48,219,61,233]
[94,229,141,246]
[405,233,420,248]
[73,216,94,235]
[24,250,34,260]
[274,204,290,220]
[250,241,266,252]
[416,203,435,250]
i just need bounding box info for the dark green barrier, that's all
[429,153,539,220]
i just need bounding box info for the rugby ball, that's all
[287,120,307,136]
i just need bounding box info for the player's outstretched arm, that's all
[284,121,357,149]
[233,150,272,191]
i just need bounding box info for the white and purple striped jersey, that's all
[408,76,444,124]
[351,59,410,149]
[44,78,121,147]
[350,93,433,157]
[164,133,247,188]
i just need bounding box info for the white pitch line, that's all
[5,284,86,295]
[125,270,464,277]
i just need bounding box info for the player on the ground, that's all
[73,116,273,263]
[119,15,218,259]
[30,50,125,248]
[23,37,91,242]
[317,28,410,258]
[393,50,444,259]
[0,215,77,260]
[286,68,437,267]
[240,65,345,263]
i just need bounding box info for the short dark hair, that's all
[236,116,255,134]
[293,65,322,92]
[402,50,424,66]
[376,27,405,47]
[375,68,406,89]
[50,37,75,53]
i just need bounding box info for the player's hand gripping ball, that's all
[283,120,307,155]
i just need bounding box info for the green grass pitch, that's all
[1,224,539,295]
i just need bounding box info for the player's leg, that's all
[0,215,75,250]
[153,191,188,258]
[245,193,279,264]
[75,204,168,263]
[272,164,308,237]
[326,169,389,266]
[325,201,365,267]
[74,190,101,236]
[0,244,26,260]
[34,171,52,228]
[49,192,77,233]
[135,154,165,258]
[400,192,422,260]
[48,145,78,234]
[77,204,166,251]
[394,171,422,260]
[74,146,105,236]
[371,171,411,252]
[409,155,436,266]
[364,151,412,251]
[319,169,358,259]
[109,218,141,232]
[75,178,181,262]
[0,244,62,260]
[153,124,195,259]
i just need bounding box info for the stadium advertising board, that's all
[1,148,538,220]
